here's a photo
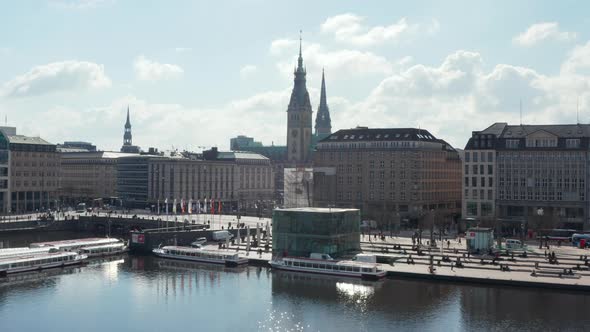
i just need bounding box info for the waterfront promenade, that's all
[368,237,590,289]
[201,234,590,291]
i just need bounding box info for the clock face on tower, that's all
[291,130,298,138]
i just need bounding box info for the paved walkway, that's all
[198,234,590,289]
[361,235,590,288]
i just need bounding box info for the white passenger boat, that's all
[29,238,123,252]
[269,254,387,280]
[153,246,248,267]
[0,251,87,276]
[0,247,52,258]
[79,242,128,257]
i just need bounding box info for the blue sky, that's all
[1,0,590,151]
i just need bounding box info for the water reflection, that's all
[271,270,455,316]
[459,284,590,331]
[0,265,79,288]
[0,233,588,332]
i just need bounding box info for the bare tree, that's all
[529,209,554,248]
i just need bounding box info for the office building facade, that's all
[313,127,462,230]
[0,127,60,213]
[463,123,590,232]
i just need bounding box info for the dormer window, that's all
[506,139,519,148]
[566,139,580,148]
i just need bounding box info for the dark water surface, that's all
[0,232,589,332]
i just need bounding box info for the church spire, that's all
[121,106,140,153]
[286,30,313,164]
[315,68,332,137]
[125,106,131,128]
[297,30,303,71]
[123,106,132,146]
[319,69,327,109]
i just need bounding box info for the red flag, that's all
[218,201,222,214]
[211,199,215,215]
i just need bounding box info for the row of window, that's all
[497,177,585,189]
[498,190,585,201]
[332,190,458,202]
[12,162,58,167]
[465,201,494,217]
[319,150,446,161]
[284,260,374,273]
[12,180,57,187]
[505,138,581,149]
[0,255,76,270]
[465,164,493,175]
[465,189,494,200]
[498,152,585,161]
[464,177,494,188]
[319,141,420,150]
[464,151,494,163]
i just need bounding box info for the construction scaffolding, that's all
[283,168,313,208]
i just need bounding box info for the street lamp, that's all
[537,208,544,248]
[430,209,435,248]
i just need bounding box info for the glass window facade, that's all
[272,208,361,258]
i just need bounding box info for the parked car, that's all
[212,231,233,242]
[505,239,523,250]
[190,237,207,248]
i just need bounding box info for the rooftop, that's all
[60,151,139,159]
[217,151,269,160]
[8,135,53,145]
[320,127,442,143]
[477,122,590,138]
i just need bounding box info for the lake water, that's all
[1,232,589,332]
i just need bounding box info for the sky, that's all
[1,0,590,151]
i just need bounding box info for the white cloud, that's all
[270,39,298,56]
[513,22,576,47]
[0,60,111,98]
[133,55,184,81]
[239,65,257,78]
[274,40,393,79]
[560,41,590,75]
[18,39,590,152]
[332,44,590,148]
[20,89,295,151]
[321,13,419,47]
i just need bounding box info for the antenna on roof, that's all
[519,99,522,126]
[576,96,580,125]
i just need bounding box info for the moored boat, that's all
[80,242,128,257]
[153,246,248,267]
[0,247,53,258]
[0,251,87,276]
[269,254,387,280]
[29,238,122,251]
